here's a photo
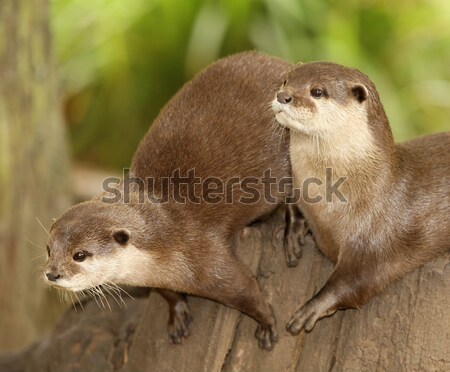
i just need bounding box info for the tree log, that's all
[0,0,69,350]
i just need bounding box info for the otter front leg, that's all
[156,289,192,344]
[286,285,340,335]
[200,253,278,350]
[286,253,388,335]
[284,204,309,267]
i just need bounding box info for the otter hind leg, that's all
[156,289,193,344]
[199,250,278,350]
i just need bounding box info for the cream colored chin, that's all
[58,284,90,292]
[272,100,304,132]
[44,274,92,292]
[275,111,301,131]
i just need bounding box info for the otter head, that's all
[272,62,394,161]
[44,200,149,292]
[272,62,379,138]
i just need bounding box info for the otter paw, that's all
[286,303,320,335]
[284,232,303,268]
[168,301,193,344]
[255,323,278,351]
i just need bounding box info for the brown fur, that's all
[46,52,304,349]
[273,62,450,334]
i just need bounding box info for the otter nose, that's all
[277,92,292,104]
[46,272,61,282]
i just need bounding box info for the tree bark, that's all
[0,0,69,350]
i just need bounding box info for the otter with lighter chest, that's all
[272,62,450,334]
[44,52,307,350]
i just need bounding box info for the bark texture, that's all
[0,210,448,371]
[0,0,69,350]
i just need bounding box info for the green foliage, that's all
[52,0,450,169]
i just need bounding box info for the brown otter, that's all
[44,52,305,350]
[272,61,450,334]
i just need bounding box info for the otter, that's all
[272,62,450,334]
[44,52,305,350]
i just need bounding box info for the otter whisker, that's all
[31,254,45,262]
[92,286,107,310]
[87,288,102,309]
[57,288,64,304]
[113,284,135,301]
[25,238,43,250]
[73,291,85,311]
[33,265,45,275]
[102,284,125,308]
[98,286,112,311]
[104,283,125,305]
[268,111,287,149]
[94,291,105,309]
[68,292,77,312]
[36,217,50,237]
[101,284,119,305]
[63,290,71,305]
[266,98,288,149]
[277,124,287,148]
[87,286,101,309]
[106,282,130,307]
[93,285,111,311]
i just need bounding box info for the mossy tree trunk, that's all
[0,0,69,351]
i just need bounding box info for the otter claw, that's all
[255,324,278,350]
[168,302,193,344]
[284,232,303,267]
[255,304,278,350]
[286,304,320,335]
[284,211,309,268]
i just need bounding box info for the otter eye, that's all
[310,88,324,98]
[73,251,87,262]
[283,80,287,86]
[46,245,50,257]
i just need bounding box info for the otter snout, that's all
[277,91,292,104]
[45,272,61,282]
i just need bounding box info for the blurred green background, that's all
[52,0,450,170]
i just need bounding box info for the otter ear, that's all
[351,84,368,103]
[113,228,130,245]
